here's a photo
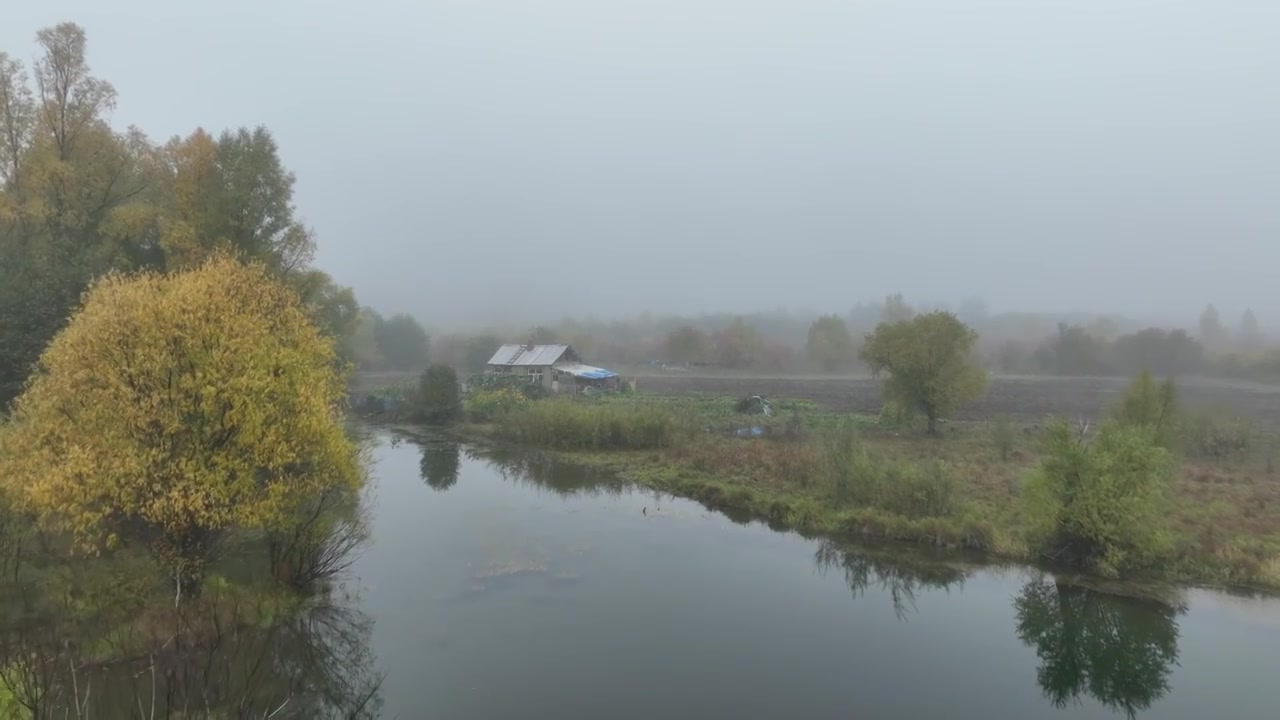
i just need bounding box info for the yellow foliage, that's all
[160,129,225,269]
[0,256,362,559]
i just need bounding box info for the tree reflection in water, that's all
[0,517,382,717]
[1014,576,1183,719]
[813,539,969,620]
[465,444,628,498]
[419,438,461,491]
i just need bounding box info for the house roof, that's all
[554,363,619,380]
[487,344,572,366]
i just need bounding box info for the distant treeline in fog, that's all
[376,295,1278,382]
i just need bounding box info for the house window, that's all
[529,369,543,385]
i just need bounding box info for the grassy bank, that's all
[465,393,1280,590]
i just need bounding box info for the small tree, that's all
[806,314,855,372]
[859,312,988,435]
[0,258,362,600]
[1111,372,1178,448]
[1239,309,1262,351]
[713,318,762,369]
[1199,304,1227,348]
[1037,324,1111,376]
[1023,420,1175,576]
[417,364,462,425]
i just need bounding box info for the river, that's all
[351,427,1280,719]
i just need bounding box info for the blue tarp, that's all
[558,363,619,380]
[578,368,618,380]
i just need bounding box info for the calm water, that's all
[351,428,1280,719]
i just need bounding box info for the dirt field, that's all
[632,374,1280,426]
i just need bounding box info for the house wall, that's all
[488,364,555,390]
[551,368,577,394]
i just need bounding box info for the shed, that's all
[486,344,621,393]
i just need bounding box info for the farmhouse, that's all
[486,344,621,393]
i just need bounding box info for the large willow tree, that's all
[0,257,362,600]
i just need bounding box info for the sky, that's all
[4,0,1277,328]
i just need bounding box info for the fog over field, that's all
[4,0,1277,327]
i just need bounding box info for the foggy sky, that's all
[5,1,1278,328]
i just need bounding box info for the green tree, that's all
[1110,329,1203,376]
[859,312,987,435]
[0,25,154,406]
[155,125,315,272]
[665,325,708,364]
[1239,309,1262,350]
[1036,324,1111,376]
[1199,304,1227,348]
[1023,420,1175,576]
[347,308,385,369]
[713,317,762,369]
[806,314,855,372]
[464,334,502,371]
[374,313,429,370]
[0,24,357,407]
[881,293,914,324]
[416,364,462,425]
[0,257,362,598]
[1015,578,1181,719]
[293,270,360,362]
[1111,372,1178,448]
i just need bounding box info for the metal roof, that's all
[554,363,619,380]
[487,344,571,367]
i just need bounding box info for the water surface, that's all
[353,429,1280,719]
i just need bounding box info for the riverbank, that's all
[448,393,1280,591]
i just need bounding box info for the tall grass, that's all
[1182,410,1253,459]
[990,418,1017,461]
[819,423,882,505]
[816,424,960,518]
[882,461,960,519]
[495,399,685,450]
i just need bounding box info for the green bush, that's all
[416,364,462,424]
[1182,410,1252,459]
[467,373,551,400]
[877,400,916,430]
[1111,371,1178,448]
[495,399,684,450]
[1023,419,1176,576]
[358,381,414,416]
[466,387,530,422]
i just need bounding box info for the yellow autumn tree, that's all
[0,256,361,598]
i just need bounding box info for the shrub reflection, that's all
[1014,576,1182,718]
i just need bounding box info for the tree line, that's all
[418,294,1276,382]
[0,24,385,707]
[0,23,437,408]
